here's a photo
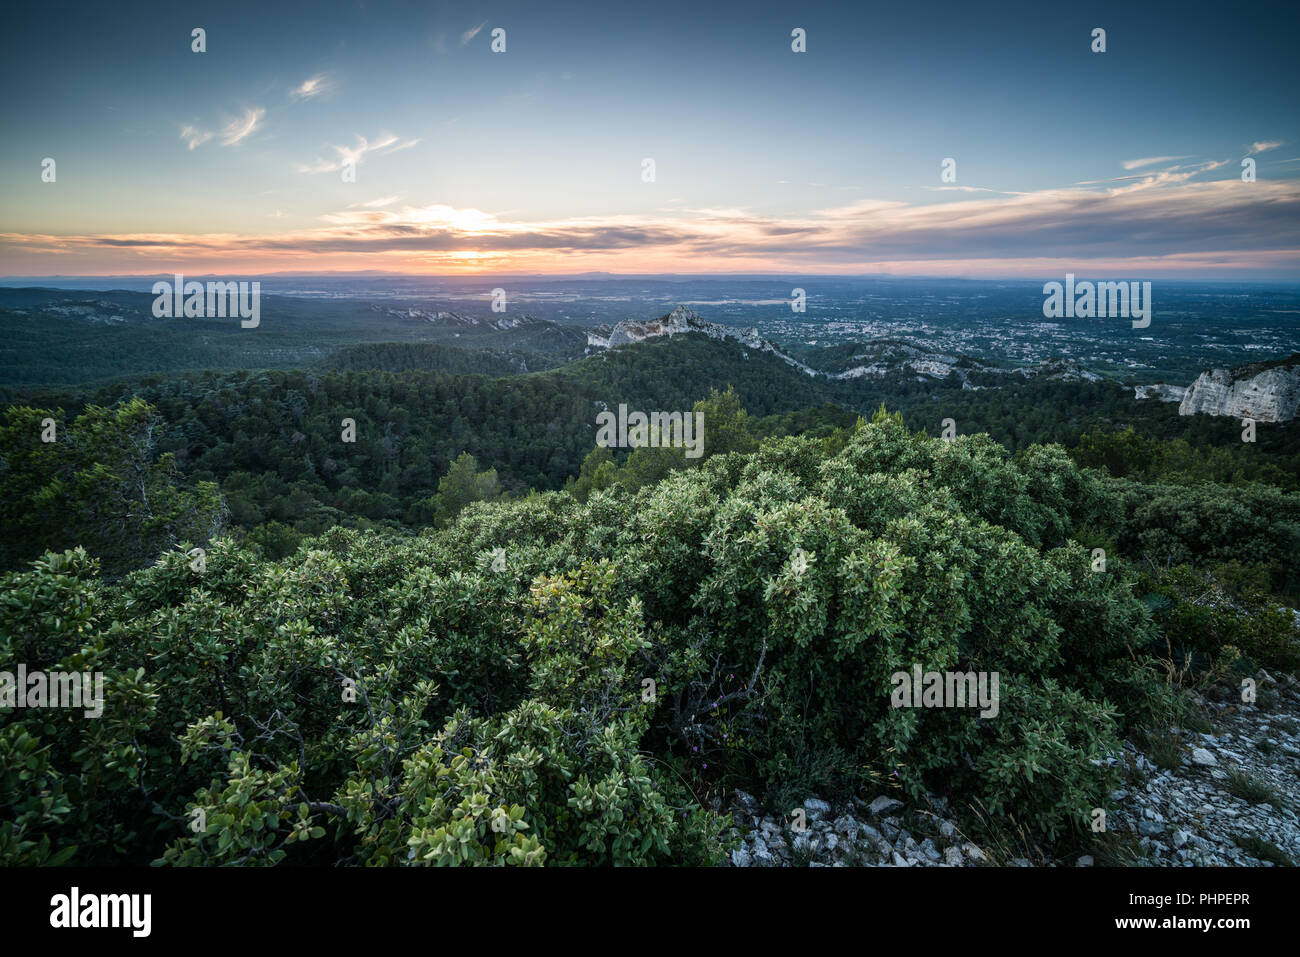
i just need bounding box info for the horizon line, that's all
[4,271,1300,285]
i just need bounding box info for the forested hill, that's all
[3,327,1298,577]
[320,341,569,376]
[1,308,1298,868]
[0,288,589,391]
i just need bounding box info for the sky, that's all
[2,0,1299,279]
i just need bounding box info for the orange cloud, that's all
[3,175,1298,277]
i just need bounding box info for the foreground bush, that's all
[5,415,1293,864]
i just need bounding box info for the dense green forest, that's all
[5,333,1297,573]
[1,328,1297,866]
[0,289,588,392]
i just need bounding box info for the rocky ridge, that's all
[1134,383,1188,403]
[830,346,1102,388]
[591,309,1110,387]
[380,306,542,333]
[1178,358,1300,422]
[1135,354,1300,422]
[588,306,819,376]
[827,341,991,384]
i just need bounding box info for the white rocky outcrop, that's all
[600,305,819,376]
[382,307,541,333]
[829,341,964,382]
[1178,359,1300,422]
[1134,383,1187,403]
[831,350,1095,387]
[1026,357,1105,383]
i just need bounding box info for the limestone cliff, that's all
[1177,355,1300,422]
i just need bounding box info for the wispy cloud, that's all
[179,125,213,150]
[290,73,334,101]
[220,108,265,146]
[460,21,488,46]
[1114,159,1231,190]
[180,110,264,151]
[348,196,402,208]
[1079,158,1230,187]
[294,133,421,174]
[923,185,1014,194]
[1122,155,1192,170]
[14,173,1296,278]
[1248,140,1283,155]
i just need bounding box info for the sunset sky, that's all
[2,0,1299,278]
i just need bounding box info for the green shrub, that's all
[1,415,1254,864]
